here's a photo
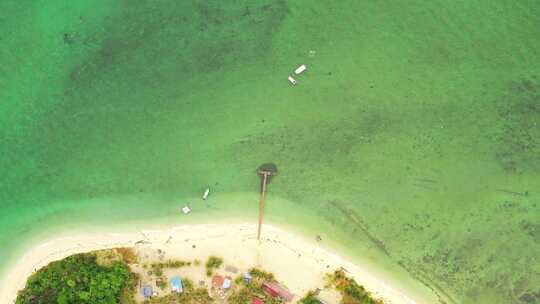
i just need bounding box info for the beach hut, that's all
[252,297,264,304]
[141,285,153,299]
[222,276,232,289]
[262,282,295,302]
[243,272,252,284]
[170,276,183,293]
[212,275,224,289]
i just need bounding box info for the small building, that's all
[263,282,295,302]
[212,275,224,289]
[222,276,232,289]
[252,297,264,304]
[243,272,252,284]
[141,285,153,298]
[170,276,183,293]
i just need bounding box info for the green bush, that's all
[205,256,223,276]
[299,291,322,304]
[326,270,384,304]
[205,256,223,269]
[249,268,275,281]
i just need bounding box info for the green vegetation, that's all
[228,268,281,304]
[298,291,323,304]
[143,288,213,304]
[183,278,194,291]
[151,259,192,269]
[149,259,192,290]
[205,256,223,276]
[116,248,139,265]
[249,268,275,281]
[143,278,212,304]
[16,252,137,304]
[326,270,383,304]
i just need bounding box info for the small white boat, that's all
[181,206,191,214]
[295,64,307,75]
[288,75,298,85]
[202,188,210,200]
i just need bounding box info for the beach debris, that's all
[288,75,298,85]
[157,250,165,260]
[138,230,151,241]
[135,240,151,245]
[295,64,307,75]
[202,187,210,200]
[316,235,322,242]
[181,206,191,214]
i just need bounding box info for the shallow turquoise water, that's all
[1,1,539,303]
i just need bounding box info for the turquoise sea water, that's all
[1,1,539,303]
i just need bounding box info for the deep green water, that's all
[1,0,539,303]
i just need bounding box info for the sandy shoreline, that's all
[0,223,430,304]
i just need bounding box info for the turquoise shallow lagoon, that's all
[1,1,539,303]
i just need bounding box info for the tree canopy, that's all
[16,253,133,304]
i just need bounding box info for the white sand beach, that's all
[0,223,432,304]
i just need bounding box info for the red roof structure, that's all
[212,275,224,289]
[252,297,264,304]
[262,282,294,302]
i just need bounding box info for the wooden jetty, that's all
[256,163,278,240]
